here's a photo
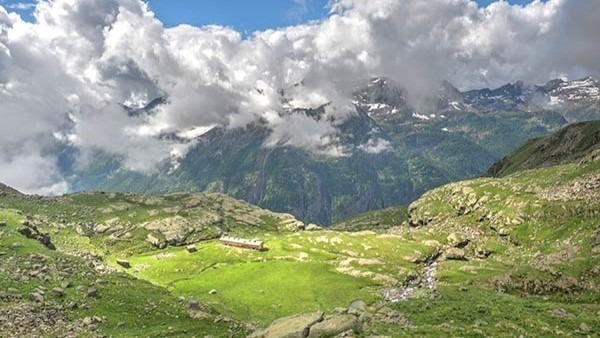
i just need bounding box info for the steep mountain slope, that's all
[76,77,600,225]
[0,182,23,197]
[487,120,600,177]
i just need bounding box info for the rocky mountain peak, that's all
[125,96,167,118]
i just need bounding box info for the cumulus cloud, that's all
[0,0,598,194]
[358,138,391,154]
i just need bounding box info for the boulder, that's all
[305,224,322,231]
[0,221,7,227]
[86,287,98,298]
[39,234,56,250]
[446,233,469,248]
[307,315,361,338]
[146,233,169,249]
[592,230,600,247]
[51,287,65,297]
[249,312,323,338]
[186,245,197,253]
[18,227,34,238]
[476,247,492,259]
[29,292,44,303]
[116,260,131,268]
[347,300,366,315]
[579,322,592,333]
[444,247,466,261]
[497,227,511,236]
[82,316,103,326]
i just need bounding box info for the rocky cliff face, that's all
[71,77,600,225]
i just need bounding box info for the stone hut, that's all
[220,236,264,251]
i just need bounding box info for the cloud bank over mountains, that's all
[0,0,598,194]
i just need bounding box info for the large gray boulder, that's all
[444,247,466,260]
[249,312,323,338]
[307,315,361,338]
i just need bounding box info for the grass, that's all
[1,156,599,336]
[376,286,600,337]
[115,231,435,325]
[0,208,244,338]
[173,260,374,324]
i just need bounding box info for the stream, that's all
[382,260,438,302]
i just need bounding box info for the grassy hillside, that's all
[1,145,599,336]
[487,120,600,177]
[0,208,245,337]
[331,206,409,231]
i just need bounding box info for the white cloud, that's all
[0,0,598,194]
[358,138,391,154]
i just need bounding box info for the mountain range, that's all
[64,77,600,225]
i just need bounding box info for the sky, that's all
[1,0,548,33]
[0,0,598,195]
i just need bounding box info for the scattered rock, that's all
[82,316,103,326]
[447,233,469,248]
[305,224,322,231]
[61,281,73,289]
[0,300,90,337]
[0,221,7,227]
[579,323,592,333]
[444,247,466,261]
[51,287,65,297]
[116,260,131,268]
[476,247,492,259]
[333,307,347,314]
[209,289,218,295]
[497,227,511,236]
[28,292,44,303]
[18,227,34,238]
[307,315,361,338]
[592,230,600,248]
[17,224,55,250]
[374,307,413,327]
[86,287,98,298]
[146,234,167,249]
[186,245,197,253]
[347,300,366,315]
